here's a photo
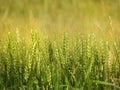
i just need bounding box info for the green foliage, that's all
[0,0,120,90]
[0,31,120,90]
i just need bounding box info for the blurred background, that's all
[0,0,120,40]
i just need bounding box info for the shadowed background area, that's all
[0,0,120,40]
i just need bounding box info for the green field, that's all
[0,0,120,90]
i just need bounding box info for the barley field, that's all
[0,0,120,90]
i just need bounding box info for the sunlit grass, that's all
[0,0,120,90]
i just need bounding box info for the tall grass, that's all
[0,31,120,90]
[0,0,120,90]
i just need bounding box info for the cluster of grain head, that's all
[0,30,120,89]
